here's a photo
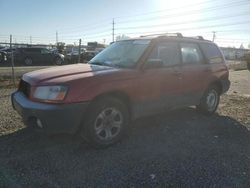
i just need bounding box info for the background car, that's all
[14,47,64,66]
[65,48,85,64]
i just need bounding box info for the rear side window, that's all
[200,43,223,63]
[180,43,203,64]
[41,48,50,54]
[24,48,41,53]
[148,42,180,66]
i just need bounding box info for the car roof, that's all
[18,47,46,49]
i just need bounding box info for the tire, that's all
[81,97,129,148]
[54,57,63,65]
[24,57,33,66]
[196,85,220,115]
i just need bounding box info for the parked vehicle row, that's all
[0,47,65,66]
[0,46,103,66]
[12,33,230,148]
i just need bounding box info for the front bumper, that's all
[11,91,89,134]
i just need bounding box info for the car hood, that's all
[23,63,114,85]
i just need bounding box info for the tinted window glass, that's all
[181,43,203,64]
[200,43,223,63]
[41,48,50,54]
[148,42,180,66]
[24,48,41,53]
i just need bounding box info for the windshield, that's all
[89,40,150,68]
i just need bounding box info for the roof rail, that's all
[186,36,204,40]
[140,32,183,38]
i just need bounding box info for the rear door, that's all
[135,41,183,117]
[40,48,53,65]
[179,42,210,105]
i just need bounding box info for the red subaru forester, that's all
[12,34,230,147]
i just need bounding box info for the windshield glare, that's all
[89,40,150,68]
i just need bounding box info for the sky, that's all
[1,0,250,48]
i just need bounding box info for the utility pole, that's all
[10,35,16,87]
[212,31,216,42]
[112,19,115,42]
[30,36,32,44]
[78,38,82,64]
[56,31,58,44]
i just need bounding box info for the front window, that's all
[89,40,150,68]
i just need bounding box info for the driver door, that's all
[134,41,183,117]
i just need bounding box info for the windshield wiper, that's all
[90,61,126,68]
[89,61,105,66]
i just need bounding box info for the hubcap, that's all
[25,58,32,65]
[56,58,62,65]
[94,107,123,140]
[206,89,218,112]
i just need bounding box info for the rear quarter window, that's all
[200,43,224,64]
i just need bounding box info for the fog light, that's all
[37,119,43,128]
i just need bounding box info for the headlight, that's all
[33,85,68,101]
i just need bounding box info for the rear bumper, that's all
[221,79,231,94]
[11,91,89,134]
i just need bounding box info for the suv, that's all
[12,33,230,148]
[14,47,64,66]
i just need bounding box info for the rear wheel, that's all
[196,85,220,115]
[81,97,129,148]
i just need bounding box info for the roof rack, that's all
[186,36,204,40]
[140,33,208,41]
[140,32,183,38]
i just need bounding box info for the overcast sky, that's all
[1,0,250,48]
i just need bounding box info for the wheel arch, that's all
[87,90,132,118]
[209,80,223,95]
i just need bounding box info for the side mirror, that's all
[144,59,163,69]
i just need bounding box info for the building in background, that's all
[220,47,249,60]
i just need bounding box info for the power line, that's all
[115,21,250,37]
[116,11,250,30]
[115,0,222,20]
[116,0,250,24]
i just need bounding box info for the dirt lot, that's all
[0,70,250,187]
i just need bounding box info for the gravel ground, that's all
[0,70,250,187]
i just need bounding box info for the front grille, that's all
[18,79,30,97]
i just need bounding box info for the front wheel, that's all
[54,57,63,65]
[196,86,220,115]
[81,97,129,148]
[24,57,33,66]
